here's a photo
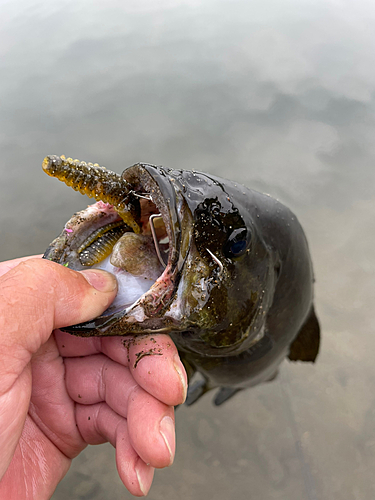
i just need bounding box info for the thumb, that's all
[0,258,117,482]
[0,258,117,365]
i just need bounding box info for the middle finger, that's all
[56,331,187,406]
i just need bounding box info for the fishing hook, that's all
[206,248,224,277]
[130,190,152,201]
[149,213,167,269]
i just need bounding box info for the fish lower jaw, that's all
[116,308,184,335]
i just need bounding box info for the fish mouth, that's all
[43,160,192,336]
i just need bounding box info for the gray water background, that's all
[1,0,375,498]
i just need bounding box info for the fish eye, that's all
[224,228,249,258]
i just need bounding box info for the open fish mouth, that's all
[43,156,191,336]
[42,155,320,402]
[43,155,274,358]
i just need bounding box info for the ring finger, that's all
[64,354,175,468]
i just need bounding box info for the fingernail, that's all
[135,463,149,496]
[159,416,175,466]
[173,354,187,403]
[80,269,117,292]
[135,460,154,496]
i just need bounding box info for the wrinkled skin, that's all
[0,256,187,498]
[44,160,320,404]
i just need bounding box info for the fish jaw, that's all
[43,161,275,352]
[43,164,192,336]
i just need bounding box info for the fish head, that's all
[44,159,277,357]
[137,165,277,356]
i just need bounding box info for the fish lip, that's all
[60,163,189,336]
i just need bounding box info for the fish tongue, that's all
[110,232,164,281]
[92,255,156,313]
[92,233,164,314]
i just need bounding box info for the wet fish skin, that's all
[43,159,320,404]
[137,165,320,403]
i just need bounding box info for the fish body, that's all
[43,156,320,404]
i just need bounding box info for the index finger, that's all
[55,331,187,406]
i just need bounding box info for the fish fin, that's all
[180,357,196,384]
[214,387,242,406]
[185,379,209,406]
[288,307,320,362]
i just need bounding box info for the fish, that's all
[43,155,320,405]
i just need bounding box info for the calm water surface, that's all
[1,1,374,499]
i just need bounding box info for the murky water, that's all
[1,0,375,499]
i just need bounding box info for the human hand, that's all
[0,256,187,499]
